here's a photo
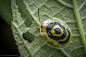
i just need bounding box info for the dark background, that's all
[0,0,20,56]
[0,17,20,56]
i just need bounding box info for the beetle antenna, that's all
[38,8,40,22]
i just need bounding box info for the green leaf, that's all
[11,0,86,57]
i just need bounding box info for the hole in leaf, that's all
[16,0,32,27]
[23,32,35,43]
[24,17,33,27]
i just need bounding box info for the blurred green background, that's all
[0,0,35,56]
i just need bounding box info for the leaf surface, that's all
[11,0,86,57]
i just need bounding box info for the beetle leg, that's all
[37,27,47,36]
[40,28,47,35]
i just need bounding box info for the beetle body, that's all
[41,18,71,46]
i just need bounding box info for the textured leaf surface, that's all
[11,0,86,57]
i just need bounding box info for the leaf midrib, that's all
[72,0,86,55]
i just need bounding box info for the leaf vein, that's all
[79,0,86,11]
[72,0,86,55]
